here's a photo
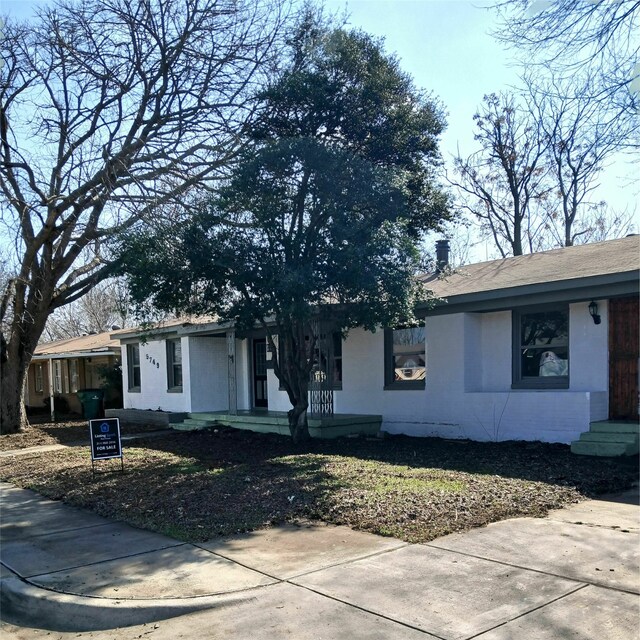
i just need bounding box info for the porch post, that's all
[227,331,237,415]
[48,357,55,422]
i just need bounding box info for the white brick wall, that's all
[332,300,609,444]
[122,338,189,412]
[189,337,229,412]
[569,300,609,391]
[122,298,610,443]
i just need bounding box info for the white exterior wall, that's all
[333,299,608,443]
[569,301,609,392]
[120,298,610,443]
[267,369,290,412]
[122,334,252,414]
[188,337,229,413]
[122,338,190,412]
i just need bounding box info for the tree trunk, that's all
[288,401,311,444]
[1,289,49,435]
[513,211,523,256]
[0,342,29,434]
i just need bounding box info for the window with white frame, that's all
[62,360,70,394]
[166,339,183,390]
[127,344,141,391]
[35,364,44,393]
[53,360,63,394]
[384,326,426,389]
[513,305,569,389]
[69,359,79,393]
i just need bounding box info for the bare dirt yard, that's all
[0,419,637,543]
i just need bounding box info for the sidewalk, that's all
[1,481,638,639]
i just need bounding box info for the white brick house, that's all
[116,236,639,444]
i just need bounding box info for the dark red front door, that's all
[609,296,639,420]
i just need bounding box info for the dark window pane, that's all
[393,327,425,347]
[522,347,569,378]
[128,344,141,389]
[333,359,342,383]
[520,311,568,348]
[254,341,267,376]
[332,332,342,358]
[517,308,569,382]
[167,340,183,389]
[389,326,426,384]
[394,354,426,381]
[172,340,182,364]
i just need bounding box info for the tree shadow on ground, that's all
[3,423,636,545]
[131,427,638,497]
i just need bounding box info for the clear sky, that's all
[324,0,520,160]
[324,0,638,223]
[3,0,638,258]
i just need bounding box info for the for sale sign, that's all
[89,418,122,461]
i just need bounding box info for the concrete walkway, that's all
[1,482,638,639]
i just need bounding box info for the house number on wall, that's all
[145,354,160,368]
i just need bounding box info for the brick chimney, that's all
[435,239,450,273]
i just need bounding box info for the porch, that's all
[172,410,382,439]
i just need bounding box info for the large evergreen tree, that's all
[120,15,451,441]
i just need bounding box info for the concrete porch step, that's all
[571,419,640,457]
[570,440,636,457]
[577,432,639,445]
[589,421,640,434]
[171,417,217,432]
[182,411,382,439]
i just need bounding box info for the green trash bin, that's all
[77,389,105,420]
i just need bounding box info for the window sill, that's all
[384,382,425,391]
[167,387,183,394]
[128,387,141,393]
[511,380,569,390]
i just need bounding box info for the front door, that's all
[253,338,268,408]
[609,297,639,420]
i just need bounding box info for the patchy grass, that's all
[0,424,637,544]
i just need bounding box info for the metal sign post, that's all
[89,418,124,477]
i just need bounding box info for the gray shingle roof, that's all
[34,328,131,357]
[422,236,639,302]
[423,235,640,314]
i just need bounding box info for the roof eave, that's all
[32,348,121,360]
[417,271,639,317]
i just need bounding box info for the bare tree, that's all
[0,0,291,433]
[527,71,639,247]
[451,93,549,257]
[492,0,640,114]
[572,201,637,245]
[43,279,131,341]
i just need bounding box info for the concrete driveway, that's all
[1,481,638,639]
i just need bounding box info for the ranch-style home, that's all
[26,329,127,415]
[112,235,639,454]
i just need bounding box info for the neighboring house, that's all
[114,236,639,445]
[26,329,128,414]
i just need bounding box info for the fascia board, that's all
[417,271,639,317]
